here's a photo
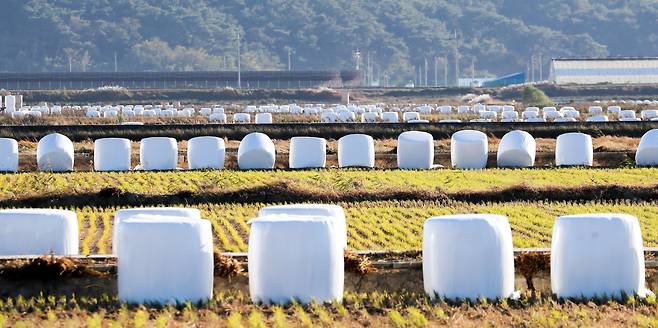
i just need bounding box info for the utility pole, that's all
[530,54,535,82]
[453,30,460,87]
[69,57,72,73]
[471,57,475,80]
[237,33,242,88]
[538,52,544,81]
[434,56,438,87]
[114,51,118,72]
[366,51,371,86]
[444,56,448,87]
[287,47,292,71]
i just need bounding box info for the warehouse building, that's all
[550,57,658,85]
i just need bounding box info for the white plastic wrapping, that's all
[238,132,275,169]
[258,204,347,247]
[4,95,15,113]
[187,136,225,170]
[248,215,344,304]
[94,138,131,171]
[255,113,273,124]
[635,129,658,166]
[321,112,338,123]
[551,213,648,299]
[117,215,213,304]
[0,138,18,172]
[289,137,326,169]
[112,207,201,254]
[37,133,74,172]
[361,112,378,123]
[381,112,399,123]
[451,130,488,169]
[555,133,593,166]
[586,115,609,122]
[337,134,375,168]
[403,112,420,122]
[0,209,78,256]
[209,113,227,123]
[139,137,178,170]
[423,214,515,301]
[397,131,434,169]
[497,130,536,167]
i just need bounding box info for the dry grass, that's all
[0,256,104,280]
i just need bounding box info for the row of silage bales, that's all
[24,127,658,173]
[0,205,652,304]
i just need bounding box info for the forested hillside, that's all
[1,0,657,84]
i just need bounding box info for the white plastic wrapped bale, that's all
[438,105,452,114]
[457,106,470,114]
[522,110,541,119]
[641,110,658,120]
[479,111,497,120]
[4,95,16,113]
[255,113,273,124]
[526,117,547,123]
[635,129,658,166]
[620,117,641,122]
[381,111,399,123]
[397,131,434,169]
[403,112,420,122]
[451,130,488,169]
[143,109,156,117]
[0,138,18,172]
[238,132,275,169]
[248,215,344,304]
[544,110,563,120]
[361,112,378,123]
[561,109,580,119]
[289,137,326,169]
[551,213,649,299]
[408,119,430,123]
[501,111,519,120]
[337,134,375,168]
[104,110,118,118]
[139,137,178,171]
[337,111,356,123]
[321,112,338,123]
[117,215,213,304]
[497,130,536,167]
[555,133,593,166]
[233,113,251,123]
[37,133,74,172]
[112,207,201,254]
[607,106,622,115]
[94,138,131,171]
[586,115,609,122]
[503,105,515,112]
[209,113,227,123]
[619,110,637,119]
[258,204,347,247]
[187,136,225,170]
[0,209,78,256]
[423,214,515,301]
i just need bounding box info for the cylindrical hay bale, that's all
[423,214,515,301]
[635,129,658,166]
[4,95,15,113]
[209,113,227,123]
[403,112,420,122]
[238,132,275,169]
[321,112,338,123]
[289,137,326,169]
[233,113,251,123]
[0,209,78,256]
[188,136,225,170]
[337,134,375,168]
[337,111,356,123]
[117,215,213,304]
[248,215,344,304]
[94,138,131,171]
[555,132,593,166]
[397,131,434,169]
[258,204,347,247]
[497,130,536,167]
[361,112,378,123]
[451,130,488,169]
[112,208,201,254]
[199,108,212,116]
[586,115,609,122]
[139,137,178,171]
[255,113,273,124]
[37,133,74,172]
[86,110,101,118]
[0,138,18,172]
[381,111,399,123]
[641,110,658,120]
[551,213,649,299]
